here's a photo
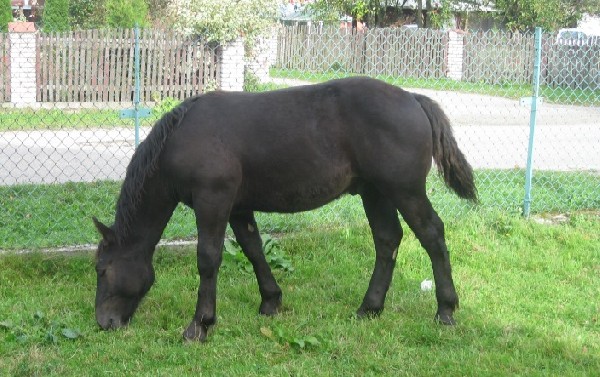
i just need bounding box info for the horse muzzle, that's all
[96,311,129,330]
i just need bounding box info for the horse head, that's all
[92,217,155,330]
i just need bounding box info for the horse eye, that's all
[96,266,106,277]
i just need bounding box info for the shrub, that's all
[170,0,281,43]
[69,0,107,29]
[0,0,12,32]
[43,0,71,32]
[106,0,148,28]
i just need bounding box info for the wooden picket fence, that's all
[0,33,9,103]
[277,26,599,90]
[462,30,536,84]
[277,25,447,78]
[36,29,219,102]
[544,41,600,89]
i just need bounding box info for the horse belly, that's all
[238,167,354,213]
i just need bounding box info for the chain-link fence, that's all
[1,24,598,250]
[270,26,599,212]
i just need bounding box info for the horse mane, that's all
[112,95,201,242]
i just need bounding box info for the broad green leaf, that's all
[61,328,80,339]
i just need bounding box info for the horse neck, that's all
[114,181,177,253]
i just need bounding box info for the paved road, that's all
[1,91,599,185]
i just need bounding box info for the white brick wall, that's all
[9,29,38,107]
[446,31,464,81]
[246,33,278,83]
[218,38,245,92]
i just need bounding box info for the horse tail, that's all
[413,93,478,201]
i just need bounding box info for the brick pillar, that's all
[446,30,464,81]
[9,22,38,107]
[218,38,245,91]
[246,32,278,83]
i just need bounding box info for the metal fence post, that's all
[119,24,150,148]
[522,27,543,217]
[134,24,141,147]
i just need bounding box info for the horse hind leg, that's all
[229,211,282,315]
[394,191,459,325]
[357,185,403,318]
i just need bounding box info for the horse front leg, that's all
[230,211,282,315]
[183,193,232,342]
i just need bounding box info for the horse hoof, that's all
[356,306,383,319]
[435,313,456,326]
[259,299,282,316]
[183,321,209,342]
[259,292,282,316]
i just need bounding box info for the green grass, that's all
[0,108,160,132]
[270,68,600,106]
[1,211,598,375]
[1,170,598,250]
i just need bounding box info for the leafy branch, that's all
[260,326,322,351]
[223,234,294,273]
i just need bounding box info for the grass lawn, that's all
[1,210,599,375]
[1,169,599,250]
[0,108,161,132]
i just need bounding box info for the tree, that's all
[311,0,599,30]
[106,0,148,28]
[145,0,172,28]
[170,0,283,42]
[43,0,71,32]
[492,0,599,31]
[1,0,13,32]
[428,0,453,29]
[70,0,107,29]
[310,0,452,28]
[309,0,379,26]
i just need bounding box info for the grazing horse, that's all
[93,77,477,341]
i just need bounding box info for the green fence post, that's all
[523,27,543,217]
[120,24,151,148]
[134,23,141,147]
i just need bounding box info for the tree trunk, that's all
[416,0,423,27]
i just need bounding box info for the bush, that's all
[151,95,180,116]
[70,0,106,29]
[0,0,12,32]
[106,0,148,28]
[171,0,280,43]
[43,0,71,32]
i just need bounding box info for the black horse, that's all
[93,77,477,341]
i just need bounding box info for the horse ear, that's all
[92,217,116,243]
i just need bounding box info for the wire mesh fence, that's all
[270,25,599,213]
[0,25,598,250]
